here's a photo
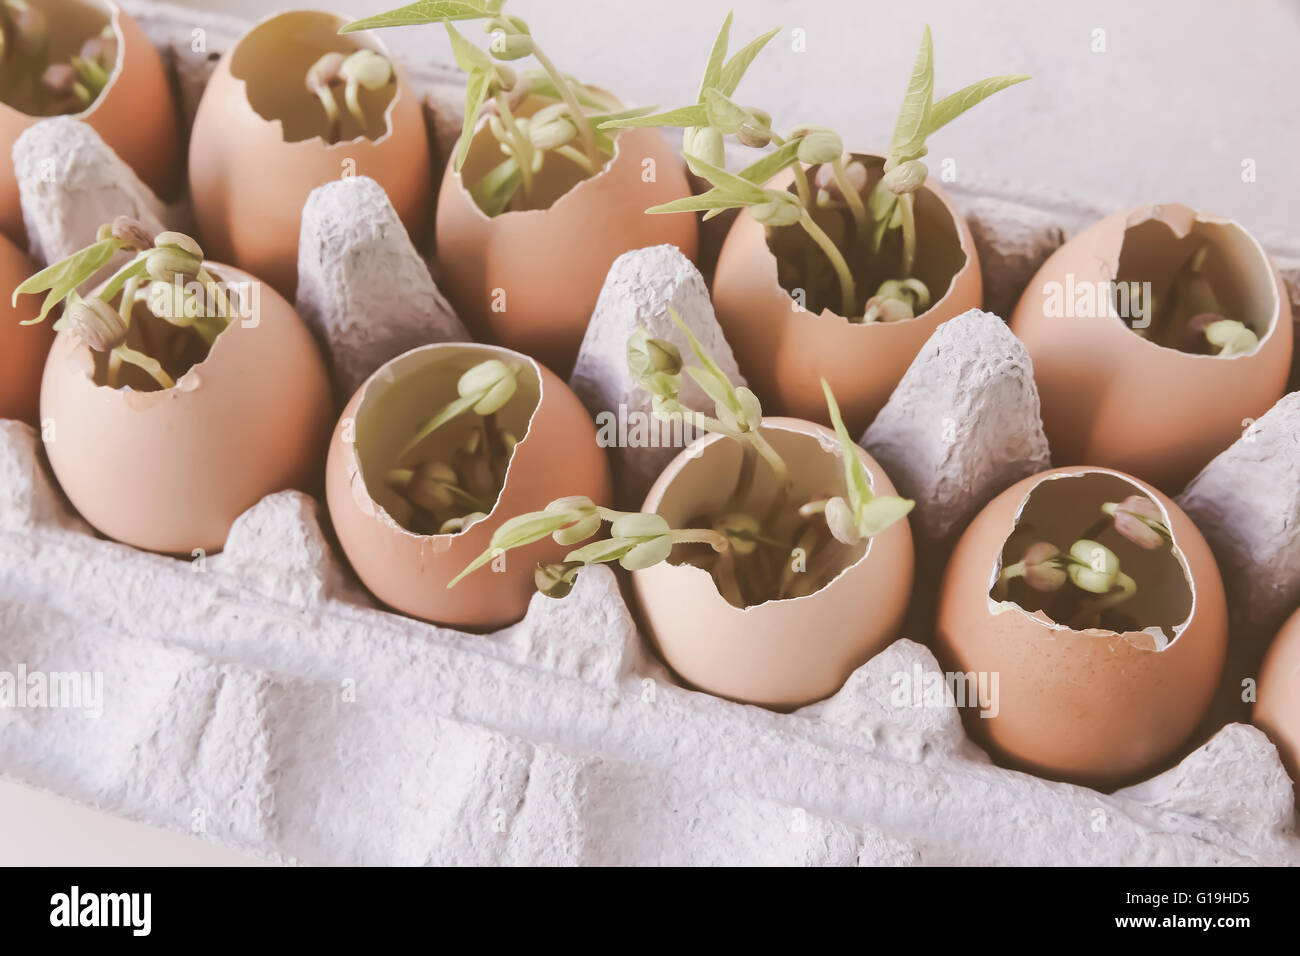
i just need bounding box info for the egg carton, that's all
[0,0,1298,866]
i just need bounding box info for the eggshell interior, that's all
[0,0,179,241]
[325,342,612,630]
[934,466,1228,789]
[434,99,698,378]
[1255,606,1300,796]
[188,9,430,298]
[631,416,914,710]
[0,233,51,423]
[1010,203,1293,493]
[39,264,332,554]
[710,153,982,436]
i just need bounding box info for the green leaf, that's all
[889,25,934,164]
[703,88,750,134]
[821,379,872,515]
[681,153,770,204]
[469,156,521,216]
[586,105,656,126]
[454,67,492,170]
[13,237,120,324]
[929,74,1029,135]
[719,26,780,96]
[340,0,501,32]
[566,537,634,566]
[856,496,915,537]
[445,20,493,73]
[737,138,801,185]
[447,508,572,588]
[645,191,750,216]
[699,11,732,100]
[685,365,740,418]
[598,103,709,130]
[398,394,477,461]
[95,254,151,304]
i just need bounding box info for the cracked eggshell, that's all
[934,466,1228,789]
[39,265,332,554]
[325,342,612,630]
[0,0,178,242]
[710,154,981,436]
[1010,203,1293,493]
[188,9,430,298]
[434,99,698,378]
[630,417,913,709]
[1256,606,1300,796]
[0,233,51,423]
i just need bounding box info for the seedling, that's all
[305,48,394,144]
[1130,243,1260,356]
[0,3,115,116]
[12,218,234,391]
[605,17,1027,320]
[450,305,913,606]
[994,493,1174,631]
[385,357,523,535]
[342,0,653,215]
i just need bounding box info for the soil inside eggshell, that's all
[990,471,1195,644]
[230,10,397,144]
[349,346,541,537]
[1112,211,1279,355]
[459,94,622,214]
[0,0,113,117]
[764,153,966,319]
[649,424,869,608]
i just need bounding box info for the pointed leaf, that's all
[340,0,502,32]
[454,68,492,170]
[13,237,120,323]
[856,496,915,537]
[398,394,477,461]
[703,88,750,133]
[719,27,780,96]
[598,103,708,130]
[445,20,493,73]
[468,155,521,216]
[738,138,801,185]
[889,26,934,163]
[645,190,750,216]
[566,537,634,566]
[685,365,740,418]
[698,11,733,100]
[821,379,872,514]
[682,153,770,204]
[929,74,1029,135]
[668,304,735,400]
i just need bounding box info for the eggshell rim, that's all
[0,0,128,123]
[341,341,546,545]
[985,467,1198,649]
[1096,202,1284,361]
[442,94,650,224]
[751,149,978,328]
[640,416,894,614]
[223,8,411,150]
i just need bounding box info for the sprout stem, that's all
[798,208,856,317]
[899,192,917,277]
[831,155,868,243]
[492,90,535,199]
[115,345,174,390]
[529,42,596,165]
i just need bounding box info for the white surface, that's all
[171,0,1300,243]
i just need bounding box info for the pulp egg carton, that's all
[1,0,1298,866]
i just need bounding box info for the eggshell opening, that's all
[229,9,401,145]
[649,423,870,609]
[0,0,111,118]
[1111,205,1282,357]
[348,343,541,539]
[987,469,1196,648]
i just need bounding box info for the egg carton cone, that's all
[0,0,1297,866]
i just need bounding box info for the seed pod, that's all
[40,61,76,96]
[621,535,673,571]
[529,116,577,151]
[111,215,154,252]
[489,32,534,61]
[405,460,460,513]
[305,51,344,93]
[1103,495,1169,550]
[341,49,393,90]
[457,358,517,414]
[66,296,127,352]
[824,496,862,545]
[1020,542,1066,592]
[881,159,928,196]
[714,512,760,555]
[1067,539,1120,594]
[536,561,581,599]
[683,126,725,169]
[736,124,772,148]
[751,192,802,228]
[795,127,843,165]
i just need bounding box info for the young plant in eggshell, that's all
[1009,203,1293,493]
[325,342,612,631]
[450,308,916,709]
[1255,605,1300,800]
[0,0,178,242]
[13,218,332,554]
[934,467,1228,789]
[189,9,430,298]
[0,230,51,422]
[604,20,1027,434]
[341,0,698,377]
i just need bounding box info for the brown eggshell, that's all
[325,343,612,630]
[630,417,914,709]
[434,100,698,377]
[0,233,52,423]
[1010,203,1293,493]
[1255,606,1300,795]
[710,153,982,436]
[0,0,178,242]
[188,9,430,298]
[934,466,1228,789]
[40,265,332,553]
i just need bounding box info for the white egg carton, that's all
[0,0,1297,865]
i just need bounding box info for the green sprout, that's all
[342,0,651,215]
[306,48,395,144]
[0,5,117,116]
[1138,244,1260,356]
[12,219,232,391]
[604,17,1027,320]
